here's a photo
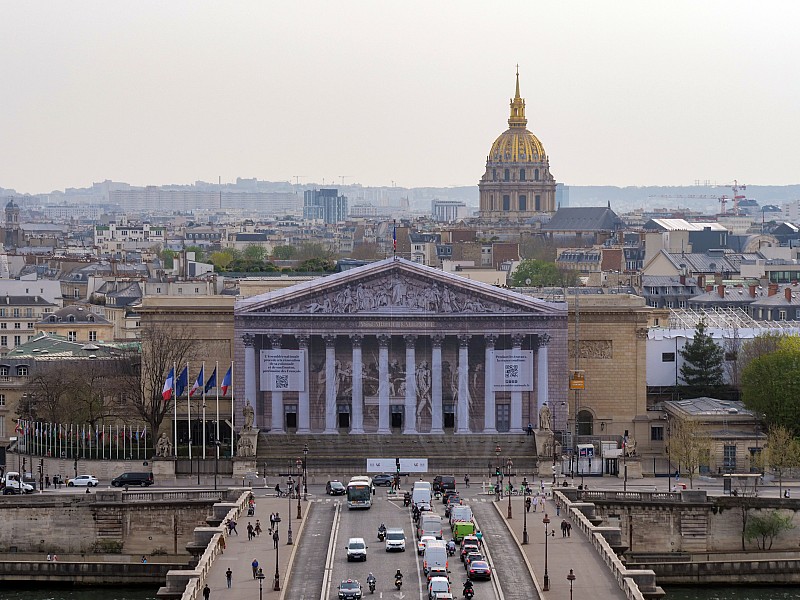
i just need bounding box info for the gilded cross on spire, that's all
[509,67,527,128]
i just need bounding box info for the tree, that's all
[519,236,557,262]
[209,248,236,271]
[118,323,200,444]
[242,244,266,263]
[350,243,384,260]
[271,245,297,260]
[667,418,711,489]
[763,425,800,497]
[744,510,795,550]
[185,245,205,262]
[680,320,724,390]
[295,242,336,262]
[741,335,800,433]
[510,259,577,287]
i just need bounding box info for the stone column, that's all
[537,333,551,429]
[297,335,311,433]
[324,335,338,434]
[350,335,364,434]
[403,334,417,434]
[243,333,257,429]
[377,334,391,434]
[269,335,284,433]
[430,335,444,434]
[511,334,524,432]
[484,334,498,433]
[456,334,470,433]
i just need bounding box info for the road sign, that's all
[569,370,585,390]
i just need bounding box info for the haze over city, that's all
[1,1,799,194]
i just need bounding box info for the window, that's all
[0,323,5,329]
[156,287,161,293]
[195,287,200,293]
[27,323,33,329]
[14,322,20,329]
[13,336,20,346]
[492,168,496,181]
[504,168,510,181]
[779,310,787,320]
[68,331,77,342]
[16,365,27,376]
[650,426,664,441]
[12,308,19,318]
[519,168,526,181]
[577,410,593,436]
[0,336,5,347]
[89,331,97,342]
[0,309,4,316]
[535,195,541,210]
[679,300,686,308]
[519,195,527,211]
[73,289,79,298]
[535,168,540,180]
[503,195,510,211]
[25,308,32,317]
[26,335,32,342]
[723,445,736,473]
[662,352,676,362]
[0,394,4,406]
[0,366,7,376]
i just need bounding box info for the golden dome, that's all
[487,69,547,164]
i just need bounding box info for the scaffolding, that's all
[667,307,800,331]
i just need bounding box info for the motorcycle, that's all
[395,576,403,591]
[368,579,376,594]
[378,527,386,542]
[463,586,474,599]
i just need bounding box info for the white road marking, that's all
[320,502,342,600]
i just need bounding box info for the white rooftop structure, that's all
[648,218,728,232]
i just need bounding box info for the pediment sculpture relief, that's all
[274,275,504,314]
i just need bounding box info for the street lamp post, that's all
[256,568,265,600]
[567,568,576,600]
[287,476,294,545]
[522,476,529,544]
[303,443,309,501]
[273,514,281,591]
[542,513,551,591]
[213,440,221,491]
[494,445,501,502]
[507,458,513,518]
[296,458,302,519]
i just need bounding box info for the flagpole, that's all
[215,360,220,461]
[202,361,206,460]
[187,362,192,463]
[173,361,178,458]
[230,361,235,458]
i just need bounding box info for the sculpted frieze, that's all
[568,340,613,359]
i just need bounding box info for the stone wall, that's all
[0,489,224,555]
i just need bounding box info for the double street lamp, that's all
[522,477,529,544]
[494,445,501,502]
[567,568,576,600]
[507,458,513,519]
[295,458,302,520]
[273,514,281,591]
[542,513,551,591]
[256,568,265,600]
[303,443,309,501]
[286,476,294,546]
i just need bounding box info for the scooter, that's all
[368,580,376,594]
[463,583,474,599]
[395,576,403,590]
[378,527,386,542]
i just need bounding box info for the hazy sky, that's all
[2,1,799,194]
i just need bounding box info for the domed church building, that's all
[479,69,557,219]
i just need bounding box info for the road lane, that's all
[282,501,337,600]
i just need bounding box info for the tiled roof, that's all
[540,207,624,232]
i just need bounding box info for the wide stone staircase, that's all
[254,432,538,479]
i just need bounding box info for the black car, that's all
[372,473,394,487]
[338,579,362,600]
[433,475,456,494]
[326,480,346,495]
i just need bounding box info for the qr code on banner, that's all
[275,375,289,389]
[505,364,519,382]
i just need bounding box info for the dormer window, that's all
[68,315,76,322]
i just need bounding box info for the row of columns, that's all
[242,332,551,434]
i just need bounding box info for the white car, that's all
[427,576,451,600]
[68,474,99,487]
[385,528,406,552]
[418,534,436,555]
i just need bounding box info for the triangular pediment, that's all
[235,258,565,318]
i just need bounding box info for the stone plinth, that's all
[534,429,554,458]
[619,459,643,479]
[152,458,176,479]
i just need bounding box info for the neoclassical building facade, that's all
[478,69,557,219]
[233,258,568,436]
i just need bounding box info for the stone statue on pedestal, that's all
[242,400,254,432]
[538,403,552,431]
[156,432,173,457]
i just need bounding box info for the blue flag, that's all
[175,366,189,398]
[204,368,217,394]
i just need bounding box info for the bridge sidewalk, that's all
[492,492,626,600]
[204,489,309,600]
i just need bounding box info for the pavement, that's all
[203,488,310,600]
[491,489,627,600]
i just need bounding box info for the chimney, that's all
[706,284,713,292]
[718,284,725,298]
[749,284,757,298]
[786,287,793,302]
[768,284,779,297]
[697,274,705,289]
[679,274,686,285]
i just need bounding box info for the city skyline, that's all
[1,1,799,195]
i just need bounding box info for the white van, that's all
[414,480,432,491]
[3,471,33,495]
[345,537,368,561]
[423,539,448,574]
[412,487,432,510]
[417,513,443,539]
[449,505,473,527]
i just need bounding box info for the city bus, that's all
[346,476,373,509]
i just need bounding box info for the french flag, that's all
[190,365,204,397]
[162,368,175,401]
[221,366,232,395]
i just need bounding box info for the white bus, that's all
[346,476,373,509]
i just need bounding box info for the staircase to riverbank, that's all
[255,433,538,478]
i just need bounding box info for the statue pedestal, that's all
[619,459,643,480]
[534,429,555,458]
[152,458,175,479]
[233,429,260,479]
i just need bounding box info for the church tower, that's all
[479,69,557,220]
[4,199,20,248]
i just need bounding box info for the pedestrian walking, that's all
[247,522,254,541]
[269,512,275,533]
[202,584,210,600]
[225,568,232,588]
[255,520,262,536]
[527,422,534,436]
[561,520,568,538]
[566,522,572,537]
[251,558,259,579]
[230,519,238,535]
[272,529,279,549]
[556,502,561,517]
[525,497,532,513]
[464,474,470,488]
[45,475,50,488]
[475,530,483,547]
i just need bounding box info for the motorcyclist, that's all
[275,483,282,496]
[367,572,376,589]
[395,569,403,582]
[463,579,474,593]
[378,523,387,537]
[446,539,456,555]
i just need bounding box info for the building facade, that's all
[478,70,557,219]
[303,189,348,224]
[234,258,568,435]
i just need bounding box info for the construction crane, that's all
[339,175,352,186]
[647,193,729,214]
[292,175,306,186]
[725,180,747,215]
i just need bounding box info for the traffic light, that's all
[38,459,44,474]
[395,457,401,473]
[495,467,501,477]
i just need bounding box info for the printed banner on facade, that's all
[260,350,306,392]
[366,458,429,473]
[493,350,534,390]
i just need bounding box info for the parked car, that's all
[67,474,99,487]
[372,473,394,487]
[326,480,346,496]
[338,579,363,599]
[467,560,492,580]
